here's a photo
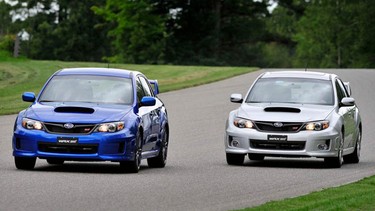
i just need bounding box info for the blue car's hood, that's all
[24,102,133,123]
[237,103,335,122]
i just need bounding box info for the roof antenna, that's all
[107,63,110,68]
[305,61,308,72]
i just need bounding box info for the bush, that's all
[0,34,15,52]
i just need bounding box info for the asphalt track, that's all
[1,69,375,211]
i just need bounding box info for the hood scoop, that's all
[54,106,95,114]
[264,107,301,113]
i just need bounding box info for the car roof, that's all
[261,71,335,80]
[55,68,141,78]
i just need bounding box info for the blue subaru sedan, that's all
[13,68,169,173]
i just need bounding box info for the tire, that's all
[248,153,265,161]
[226,153,245,165]
[15,157,36,170]
[46,158,65,165]
[324,132,344,168]
[147,128,168,168]
[120,134,142,173]
[344,129,361,164]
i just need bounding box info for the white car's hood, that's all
[237,103,334,122]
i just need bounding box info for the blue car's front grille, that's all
[38,142,98,154]
[43,123,96,134]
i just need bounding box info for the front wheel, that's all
[120,134,142,173]
[15,157,36,170]
[325,132,344,168]
[344,129,361,164]
[226,153,244,165]
[147,128,168,168]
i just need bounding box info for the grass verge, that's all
[0,59,257,115]
[238,176,375,211]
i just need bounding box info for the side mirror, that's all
[22,92,36,102]
[140,96,156,107]
[343,82,352,96]
[340,97,355,107]
[148,80,159,95]
[230,93,243,103]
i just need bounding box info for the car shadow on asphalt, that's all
[242,158,329,169]
[33,162,154,174]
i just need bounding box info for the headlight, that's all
[233,118,254,128]
[22,118,43,130]
[96,122,125,133]
[304,121,329,131]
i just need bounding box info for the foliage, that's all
[0,0,13,36]
[163,0,269,66]
[11,0,109,61]
[0,34,15,52]
[293,0,375,68]
[93,0,167,64]
[1,0,375,67]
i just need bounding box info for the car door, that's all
[137,76,160,151]
[335,79,356,148]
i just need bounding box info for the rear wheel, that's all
[344,129,361,163]
[325,132,344,168]
[248,153,265,161]
[147,128,168,168]
[15,157,36,170]
[226,153,245,165]
[120,134,142,173]
[46,158,64,165]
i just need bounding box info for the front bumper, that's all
[225,124,341,158]
[13,127,137,161]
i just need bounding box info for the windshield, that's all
[246,77,334,105]
[39,75,134,105]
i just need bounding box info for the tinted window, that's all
[136,78,145,104]
[335,79,347,103]
[139,77,153,97]
[39,75,133,105]
[337,78,349,97]
[246,78,334,105]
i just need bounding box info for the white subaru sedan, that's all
[225,71,362,168]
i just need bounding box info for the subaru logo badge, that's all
[64,123,74,129]
[273,122,283,127]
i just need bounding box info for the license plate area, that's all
[267,135,288,141]
[57,137,78,144]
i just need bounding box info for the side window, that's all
[337,78,350,97]
[136,78,145,104]
[335,79,347,103]
[139,77,153,97]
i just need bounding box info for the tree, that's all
[0,1,17,56]
[12,0,109,61]
[293,0,364,68]
[163,0,270,66]
[260,0,308,67]
[0,1,13,36]
[93,0,167,64]
[352,0,375,67]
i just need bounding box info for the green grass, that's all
[238,176,375,211]
[0,58,257,115]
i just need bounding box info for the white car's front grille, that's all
[254,121,303,132]
[250,139,306,150]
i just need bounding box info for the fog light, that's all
[318,144,329,150]
[232,140,240,147]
